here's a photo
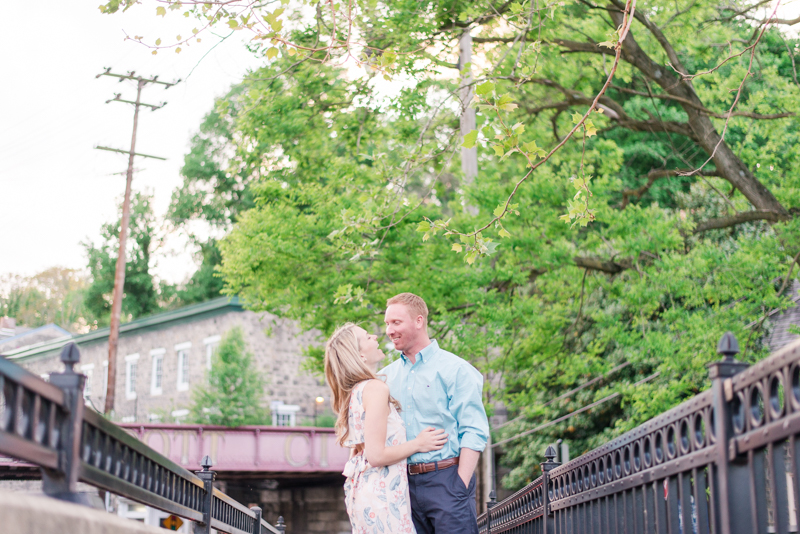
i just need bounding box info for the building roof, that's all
[0,323,71,353]
[1,296,242,361]
[765,280,800,352]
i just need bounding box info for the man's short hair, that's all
[387,293,429,322]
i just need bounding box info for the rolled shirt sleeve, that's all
[449,363,490,452]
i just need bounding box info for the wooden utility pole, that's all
[95,69,178,415]
[459,31,479,215]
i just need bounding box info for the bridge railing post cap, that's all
[60,342,81,371]
[201,455,213,470]
[717,331,740,360]
[544,445,557,461]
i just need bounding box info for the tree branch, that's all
[611,85,795,119]
[693,210,791,233]
[620,169,720,208]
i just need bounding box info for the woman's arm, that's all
[362,380,447,467]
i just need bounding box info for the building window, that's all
[175,342,191,391]
[150,349,165,396]
[271,401,300,427]
[80,364,94,399]
[125,354,139,400]
[203,335,221,370]
[171,409,189,423]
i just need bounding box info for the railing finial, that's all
[487,489,498,509]
[201,455,213,471]
[276,516,286,533]
[717,331,740,361]
[544,445,557,462]
[59,342,81,373]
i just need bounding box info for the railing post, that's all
[541,445,560,534]
[195,455,216,534]
[251,505,262,534]
[276,516,286,533]
[42,343,88,504]
[486,489,498,533]
[707,332,750,534]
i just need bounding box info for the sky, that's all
[0,3,264,284]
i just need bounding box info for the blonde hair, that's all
[386,292,428,324]
[324,323,401,447]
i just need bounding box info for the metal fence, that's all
[0,342,286,534]
[479,333,800,534]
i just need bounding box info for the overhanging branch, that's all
[693,210,791,233]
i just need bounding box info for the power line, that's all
[494,362,632,431]
[492,372,661,449]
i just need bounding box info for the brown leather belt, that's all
[408,457,459,475]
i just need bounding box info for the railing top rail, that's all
[549,388,713,478]
[0,355,65,405]
[730,336,800,392]
[83,409,204,487]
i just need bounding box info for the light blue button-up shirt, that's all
[381,340,489,465]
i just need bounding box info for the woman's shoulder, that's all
[361,379,390,403]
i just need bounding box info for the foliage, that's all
[188,326,270,426]
[83,191,173,326]
[0,268,91,332]
[112,0,800,491]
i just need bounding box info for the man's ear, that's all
[416,315,424,330]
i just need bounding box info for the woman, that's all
[325,323,447,533]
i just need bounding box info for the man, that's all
[381,292,489,534]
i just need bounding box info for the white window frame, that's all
[175,342,191,391]
[150,349,165,396]
[171,409,189,423]
[80,364,95,399]
[203,335,221,370]
[270,401,300,427]
[125,354,139,400]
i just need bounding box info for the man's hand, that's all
[458,448,481,488]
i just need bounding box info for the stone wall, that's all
[19,308,332,424]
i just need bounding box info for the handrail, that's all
[0,344,287,534]
[479,334,800,534]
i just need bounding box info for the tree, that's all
[0,268,90,332]
[188,327,270,426]
[109,0,800,490]
[84,191,172,326]
[168,88,256,305]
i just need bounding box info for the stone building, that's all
[2,296,330,425]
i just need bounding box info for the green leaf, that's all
[155,38,162,45]
[493,205,505,217]
[476,81,495,96]
[498,228,512,238]
[498,94,514,105]
[499,103,518,111]
[417,221,431,233]
[461,129,478,149]
[572,112,583,125]
[492,145,505,157]
[451,243,463,253]
[266,47,279,59]
[599,41,615,49]
[464,251,478,265]
[156,6,166,16]
[228,19,239,29]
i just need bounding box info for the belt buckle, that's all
[408,463,424,476]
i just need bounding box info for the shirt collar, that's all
[401,339,439,365]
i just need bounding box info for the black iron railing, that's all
[0,342,286,534]
[479,332,800,534]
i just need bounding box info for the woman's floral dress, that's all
[342,380,415,534]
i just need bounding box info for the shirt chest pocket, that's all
[414,378,447,421]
